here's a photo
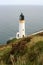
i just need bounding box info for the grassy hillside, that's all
[0,32,43,65]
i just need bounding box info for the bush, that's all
[7,38,17,44]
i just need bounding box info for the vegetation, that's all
[7,38,17,44]
[0,33,43,65]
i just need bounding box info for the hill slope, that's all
[0,32,43,65]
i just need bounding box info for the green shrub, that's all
[7,38,17,44]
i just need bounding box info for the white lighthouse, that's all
[16,13,25,39]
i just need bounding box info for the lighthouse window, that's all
[23,29,24,31]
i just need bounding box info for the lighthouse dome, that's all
[19,13,24,20]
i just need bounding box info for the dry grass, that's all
[0,32,43,65]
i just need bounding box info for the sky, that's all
[0,0,43,5]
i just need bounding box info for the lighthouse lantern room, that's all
[16,13,25,39]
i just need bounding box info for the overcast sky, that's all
[0,0,43,5]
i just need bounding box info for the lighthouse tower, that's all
[16,13,25,39]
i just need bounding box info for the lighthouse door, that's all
[23,35,24,38]
[18,34,19,37]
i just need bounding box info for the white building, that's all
[16,13,25,39]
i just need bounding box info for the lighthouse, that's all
[16,13,25,39]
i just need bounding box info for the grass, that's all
[0,34,43,65]
[7,38,17,44]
